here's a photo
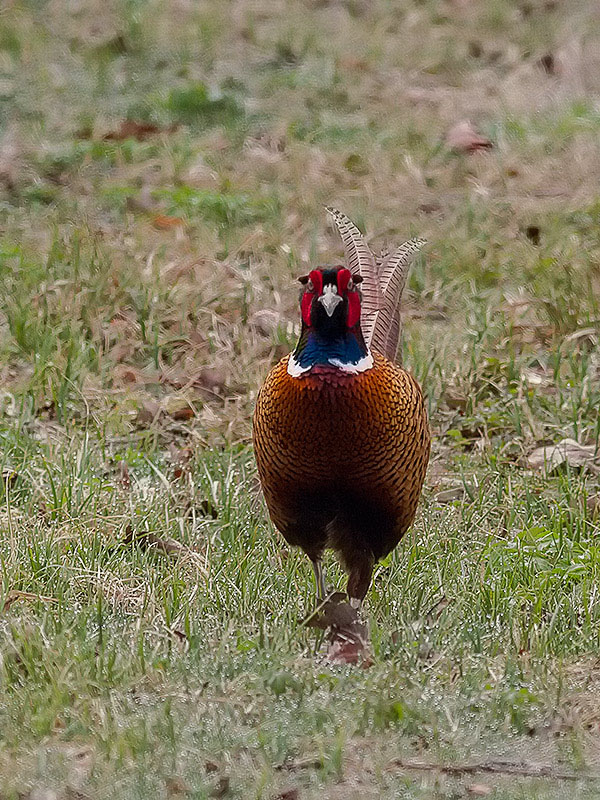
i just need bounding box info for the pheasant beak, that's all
[318,284,343,317]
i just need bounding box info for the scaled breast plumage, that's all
[254,352,429,535]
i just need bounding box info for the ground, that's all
[1,0,600,798]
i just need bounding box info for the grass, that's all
[1,0,600,797]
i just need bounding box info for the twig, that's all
[276,756,324,772]
[3,590,59,612]
[390,759,600,782]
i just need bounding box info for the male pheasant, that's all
[253,208,430,605]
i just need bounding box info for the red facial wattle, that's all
[346,291,360,328]
[301,269,323,326]
[336,268,360,328]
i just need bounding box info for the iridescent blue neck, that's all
[288,327,373,377]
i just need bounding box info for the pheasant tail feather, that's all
[371,237,426,359]
[325,207,380,316]
[327,207,426,362]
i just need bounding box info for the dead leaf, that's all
[168,627,189,651]
[563,328,598,346]
[136,398,161,426]
[166,776,191,797]
[0,124,23,191]
[103,120,179,142]
[196,368,229,396]
[304,593,358,630]
[445,121,493,153]
[426,595,450,623]
[276,757,323,772]
[163,397,196,421]
[160,367,230,398]
[328,614,370,665]
[466,785,493,796]
[197,499,218,519]
[586,494,600,516]
[64,788,92,800]
[27,789,59,800]
[169,444,194,479]
[527,439,600,475]
[112,363,146,382]
[435,486,465,503]
[249,309,282,337]
[304,594,372,666]
[152,215,186,230]
[116,461,131,490]
[327,635,373,667]
[418,201,442,215]
[123,525,202,564]
[338,56,369,71]
[521,368,551,388]
[127,184,159,214]
[209,776,230,797]
[537,53,556,75]
[443,387,468,411]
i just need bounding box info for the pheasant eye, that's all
[347,278,354,290]
[307,278,314,292]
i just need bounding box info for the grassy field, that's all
[1,0,600,797]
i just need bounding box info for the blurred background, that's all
[2,2,600,798]
[1,0,599,441]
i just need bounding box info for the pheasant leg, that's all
[311,558,328,601]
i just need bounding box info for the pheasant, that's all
[253,208,430,606]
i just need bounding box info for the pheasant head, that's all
[287,266,373,377]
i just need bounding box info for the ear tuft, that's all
[352,274,364,284]
[297,274,310,285]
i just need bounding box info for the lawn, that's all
[1,0,600,797]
